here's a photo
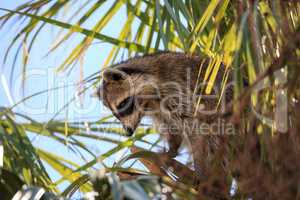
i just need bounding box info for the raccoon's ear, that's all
[103,69,125,82]
[103,67,145,82]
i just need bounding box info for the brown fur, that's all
[97,52,233,197]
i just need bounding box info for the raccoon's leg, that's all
[155,118,182,157]
[191,135,230,200]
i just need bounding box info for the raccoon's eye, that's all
[116,96,135,117]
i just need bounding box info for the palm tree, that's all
[0,0,299,199]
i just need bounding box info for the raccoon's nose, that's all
[123,126,134,136]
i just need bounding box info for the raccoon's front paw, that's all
[166,148,178,158]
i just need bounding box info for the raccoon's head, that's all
[97,60,160,136]
[97,52,203,136]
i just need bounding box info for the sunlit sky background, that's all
[0,0,188,195]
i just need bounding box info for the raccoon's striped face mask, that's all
[97,66,149,136]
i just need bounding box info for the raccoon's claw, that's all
[159,147,178,158]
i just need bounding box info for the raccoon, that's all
[97,52,233,183]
